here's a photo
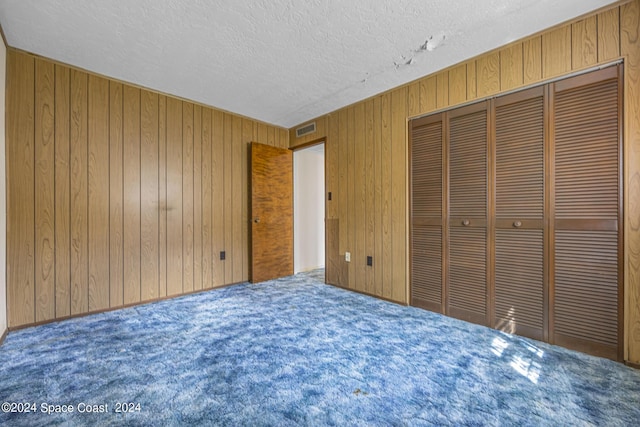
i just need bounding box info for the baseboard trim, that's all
[625,361,640,370]
[8,281,244,333]
[324,282,408,306]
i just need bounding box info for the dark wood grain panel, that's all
[70,69,89,315]
[109,82,124,307]
[7,51,35,327]
[391,88,407,303]
[242,119,253,283]
[183,103,194,292]
[373,97,384,296]
[87,75,110,311]
[223,114,234,284]
[55,64,71,318]
[123,86,141,304]
[381,94,393,299]
[35,58,56,322]
[250,143,293,283]
[140,89,159,300]
[166,98,183,295]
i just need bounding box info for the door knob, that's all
[462,219,470,226]
[513,220,522,228]
[253,218,260,223]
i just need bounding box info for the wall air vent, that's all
[296,122,316,138]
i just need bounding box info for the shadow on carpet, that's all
[1,270,639,426]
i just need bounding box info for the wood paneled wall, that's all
[6,50,288,328]
[290,1,640,363]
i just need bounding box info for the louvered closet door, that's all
[410,114,444,312]
[494,88,545,341]
[551,66,622,360]
[448,102,488,325]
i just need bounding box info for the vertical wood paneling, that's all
[408,82,420,117]
[500,44,524,91]
[201,108,212,288]
[373,97,383,296]
[242,119,253,282]
[166,98,183,296]
[224,114,234,283]
[123,86,141,304]
[326,114,338,220]
[140,90,159,300]
[55,65,71,318]
[436,72,449,109]
[258,122,269,145]
[337,108,348,260]
[87,75,110,311]
[365,100,375,293]
[477,53,501,98]
[524,36,543,84]
[449,64,467,105]
[354,103,366,292]
[347,107,355,287]
[391,88,407,302]
[7,51,35,326]
[232,116,243,283]
[599,8,620,63]
[467,60,478,100]
[193,106,203,290]
[622,0,640,363]
[543,26,572,78]
[182,103,194,292]
[381,94,392,299]
[212,110,225,287]
[70,69,89,315]
[35,58,56,322]
[158,95,167,297]
[419,76,437,114]
[109,82,124,307]
[572,16,598,69]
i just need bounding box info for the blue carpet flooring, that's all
[1,269,639,426]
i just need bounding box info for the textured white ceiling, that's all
[0,0,619,128]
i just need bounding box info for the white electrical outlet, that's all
[345,252,351,262]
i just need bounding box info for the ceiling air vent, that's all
[296,122,316,138]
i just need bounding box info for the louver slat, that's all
[494,89,545,340]
[410,116,443,312]
[553,71,620,359]
[448,105,487,325]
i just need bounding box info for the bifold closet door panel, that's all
[494,87,545,340]
[410,114,444,312]
[447,103,488,325]
[552,65,622,360]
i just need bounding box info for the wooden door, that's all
[410,113,445,313]
[250,142,294,283]
[550,66,622,360]
[493,87,546,341]
[447,102,489,325]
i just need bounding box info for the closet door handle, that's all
[513,220,522,228]
[462,219,470,226]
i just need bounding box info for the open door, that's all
[250,142,294,283]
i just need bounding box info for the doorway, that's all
[293,143,325,275]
